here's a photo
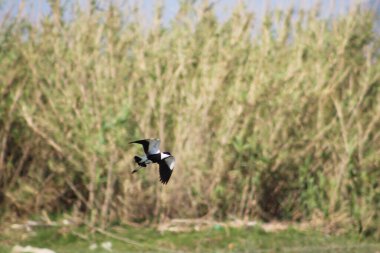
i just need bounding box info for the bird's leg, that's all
[132,159,153,173]
[132,166,142,174]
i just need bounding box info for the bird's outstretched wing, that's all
[130,139,160,155]
[158,156,175,184]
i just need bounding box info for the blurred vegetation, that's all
[0,0,379,237]
[1,225,380,253]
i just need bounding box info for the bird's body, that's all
[130,139,175,184]
[147,153,162,163]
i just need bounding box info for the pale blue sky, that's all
[0,0,361,25]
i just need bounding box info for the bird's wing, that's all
[130,139,160,155]
[148,139,161,154]
[158,156,175,184]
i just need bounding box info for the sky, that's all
[0,0,366,25]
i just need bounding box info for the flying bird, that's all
[130,139,175,184]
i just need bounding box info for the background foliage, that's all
[0,1,379,237]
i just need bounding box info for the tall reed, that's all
[0,1,379,236]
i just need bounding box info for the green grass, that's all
[1,226,380,253]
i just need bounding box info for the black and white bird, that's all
[130,138,175,184]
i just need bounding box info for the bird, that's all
[130,138,175,184]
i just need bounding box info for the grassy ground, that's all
[1,225,380,253]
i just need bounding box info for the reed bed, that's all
[0,1,379,236]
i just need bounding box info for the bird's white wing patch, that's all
[160,153,170,159]
[169,159,175,170]
[166,156,175,170]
